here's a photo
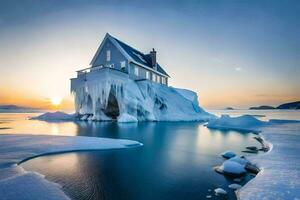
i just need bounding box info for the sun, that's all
[50,97,62,106]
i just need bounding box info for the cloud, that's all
[235,67,242,71]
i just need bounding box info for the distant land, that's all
[0,105,42,113]
[249,101,300,110]
[224,107,234,110]
[249,105,275,110]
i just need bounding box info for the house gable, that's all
[90,34,129,71]
[91,33,170,78]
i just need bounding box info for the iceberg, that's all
[71,69,214,122]
[207,114,266,133]
[30,111,75,121]
[0,134,142,200]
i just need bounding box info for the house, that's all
[75,33,170,85]
[70,33,212,121]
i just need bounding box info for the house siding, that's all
[90,35,168,85]
[92,39,128,72]
[129,63,168,85]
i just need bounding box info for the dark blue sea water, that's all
[10,120,260,200]
[1,111,300,199]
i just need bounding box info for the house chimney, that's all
[150,48,157,70]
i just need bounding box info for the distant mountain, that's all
[277,101,300,109]
[225,107,234,110]
[0,105,42,113]
[249,105,275,110]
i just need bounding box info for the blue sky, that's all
[0,0,299,109]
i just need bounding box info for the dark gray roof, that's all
[110,35,170,77]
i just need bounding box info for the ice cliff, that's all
[71,69,213,122]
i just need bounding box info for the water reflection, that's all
[19,120,260,200]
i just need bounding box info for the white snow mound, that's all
[31,111,75,121]
[0,134,142,200]
[207,114,265,132]
[118,113,138,123]
[220,160,246,175]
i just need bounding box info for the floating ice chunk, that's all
[229,156,249,166]
[221,151,236,159]
[118,113,138,123]
[30,111,75,121]
[220,160,246,176]
[214,188,227,195]
[207,114,265,133]
[228,183,242,190]
[206,195,212,198]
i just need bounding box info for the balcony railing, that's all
[76,65,127,77]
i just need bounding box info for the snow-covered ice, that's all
[219,160,246,175]
[207,114,300,199]
[238,122,300,200]
[30,111,75,121]
[228,183,242,190]
[207,114,265,133]
[221,150,236,159]
[71,69,214,122]
[0,134,142,200]
[117,113,138,123]
[214,188,227,195]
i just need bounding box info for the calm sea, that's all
[0,110,299,200]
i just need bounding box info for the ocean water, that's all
[0,110,299,200]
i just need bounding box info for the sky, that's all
[0,0,299,110]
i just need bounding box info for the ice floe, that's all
[206,114,300,199]
[30,111,75,122]
[0,134,142,200]
[221,150,236,159]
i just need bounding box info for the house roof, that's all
[91,33,170,77]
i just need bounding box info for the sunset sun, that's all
[50,97,62,106]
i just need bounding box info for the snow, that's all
[207,114,265,133]
[214,188,227,195]
[220,160,246,175]
[118,113,138,123]
[238,122,300,200]
[221,151,236,159]
[0,134,142,200]
[228,183,242,190]
[229,156,249,166]
[30,111,75,121]
[71,68,214,122]
[206,114,300,199]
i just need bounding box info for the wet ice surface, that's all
[206,113,300,199]
[239,122,300,200]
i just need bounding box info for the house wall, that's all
[129,63,168,85]
[90,37,168,85]
[92,39,128,72]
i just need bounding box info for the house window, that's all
[106,50,111,61]
[152,74,156,82]
[120,61,126,70]
[146,71,149,79]
[162,77,166,84]
[134,66,139,76]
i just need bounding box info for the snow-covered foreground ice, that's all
[207,115,300,199]
[0,134,142,200]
